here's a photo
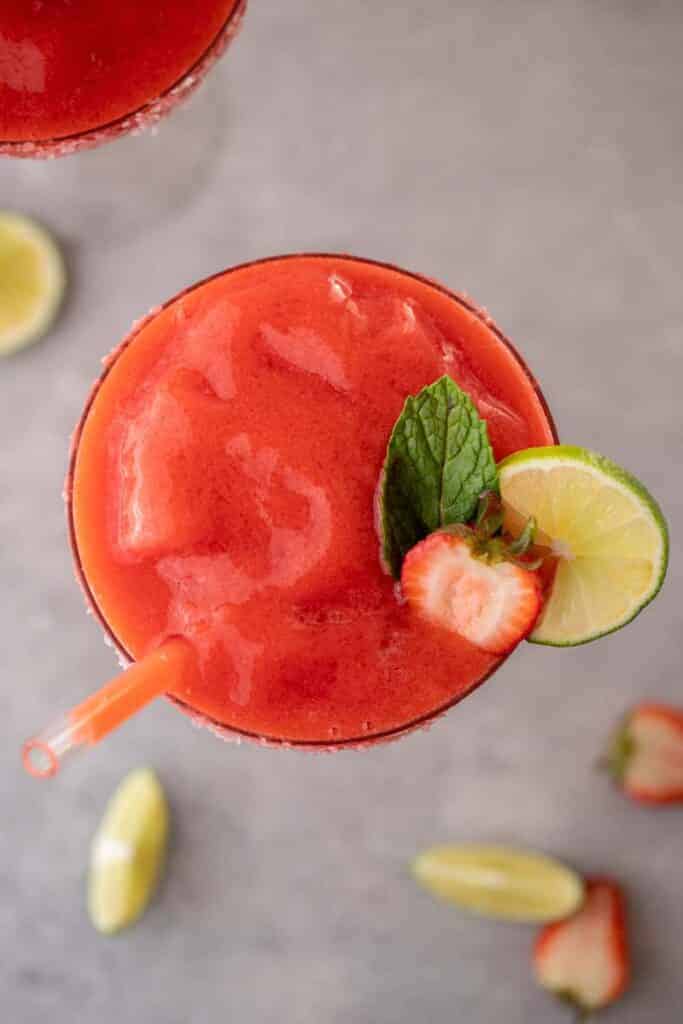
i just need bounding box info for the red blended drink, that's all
[66,255,556,749]
[0,1,246,158]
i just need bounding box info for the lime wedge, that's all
[88,769,169,935]
[412,844,584,923]
[499,446,668,646]
[0,211,66,356]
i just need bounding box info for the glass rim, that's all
[66,252,559,751]
[0,0,247,158]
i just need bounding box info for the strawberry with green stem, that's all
[401,492,543,655]
[604,703,683,805]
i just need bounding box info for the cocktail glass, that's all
[23,254,557,775]
[0,1,247,159]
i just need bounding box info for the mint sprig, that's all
[378,376,498,577]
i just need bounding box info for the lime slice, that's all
[499,446,668,646]
[88,769,169,935]
[0,211,66,356]
[412,844,584,923]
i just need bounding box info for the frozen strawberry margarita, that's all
[0,1,246,156]
[68,255,556,746]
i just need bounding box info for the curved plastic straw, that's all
[22,638,192,779]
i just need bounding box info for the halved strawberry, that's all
[605,703,683,805]
[401,531,542,655]
[534,878,630,1016]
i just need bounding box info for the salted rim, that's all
[0,0,247,159]
[65,253,559,750]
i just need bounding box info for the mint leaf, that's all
[379,376,498,577]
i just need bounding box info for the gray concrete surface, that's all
[2,1,682,1020]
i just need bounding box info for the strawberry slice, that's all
[605,703,683,805]
[534,878,630,1016]
[401,531,541,655]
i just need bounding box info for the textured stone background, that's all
[2,1,682,1020]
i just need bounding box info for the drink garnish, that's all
[378,376,497,578]
[499,446,668,645]
[379,385,668,649]
[401,492,542,654]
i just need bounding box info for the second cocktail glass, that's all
[0,1,247,158]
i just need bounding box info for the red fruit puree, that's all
[71,256,555,744]
[0,1,240,142]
